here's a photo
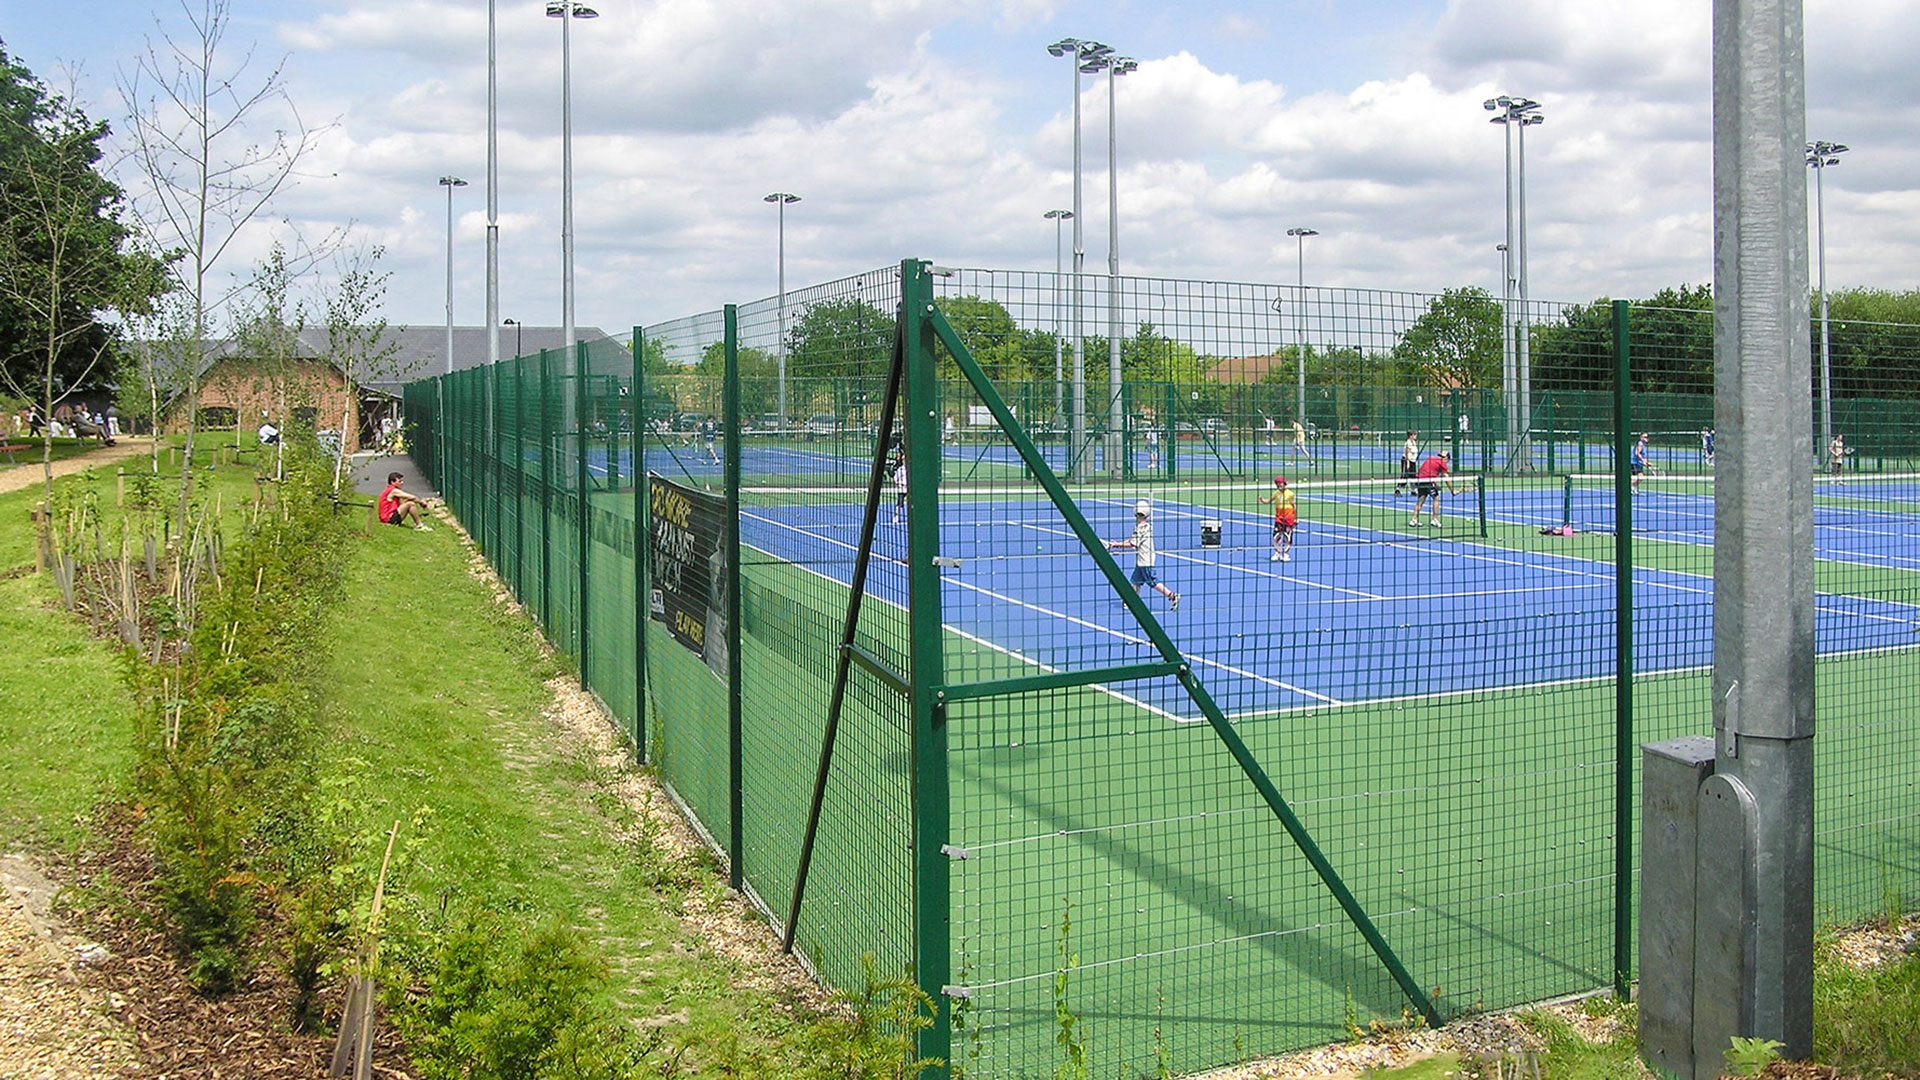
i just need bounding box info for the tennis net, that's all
[1557,471,1920,536]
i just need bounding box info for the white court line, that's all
[741,512,1186,722]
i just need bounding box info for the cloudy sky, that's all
[5,0,1917,335]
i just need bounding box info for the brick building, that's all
[167,324,613,451]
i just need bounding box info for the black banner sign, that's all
[648,473,728,679]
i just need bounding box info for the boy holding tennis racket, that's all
[1106,500,1180,610]
[1258,475,1296,562]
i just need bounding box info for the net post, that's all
[577,341,591,679]
[723,305,745,893]
[1563,473,1574,532]
[902,260,953,1072]
[631,325,647,763]
[1612,299,1635,998]
[1477,474,1488,538]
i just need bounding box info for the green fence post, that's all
[489,358,501,563]
[515,357,527,603]
[577,341,591,679]
[1612,299,1634,998]
[633,326,648,763]
[1165,382,1177,482]
[541,348,553,634]
[902,261,952,1071]
[723,306,745,892]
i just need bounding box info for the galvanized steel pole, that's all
[1704,0,1815,1060]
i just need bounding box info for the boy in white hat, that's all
[1106,500,1180,610]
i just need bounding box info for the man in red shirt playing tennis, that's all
[378,472,433,531]
[1410,450,1458,529]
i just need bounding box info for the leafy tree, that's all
[785,297,895,381]
[695,340,779,417]
[121,0,325,516]
[0,44,170,495]
[1531,284,1714,395]
[231,244,308,478]
[322,245,398,492]
[1822,288,1920,401]
[1390,287,1503,391]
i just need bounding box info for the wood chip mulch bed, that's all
[45,804,410,1079]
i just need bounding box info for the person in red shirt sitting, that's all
[1410,450,1459,529]
[378,472,433,531]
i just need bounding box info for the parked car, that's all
[753,413,784,432]
[1199,418,1230,438]
[806,413,841,437]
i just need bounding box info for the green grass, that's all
[332,514,852,1072]
[1815,923,1920,1076]
[0,446,269,849]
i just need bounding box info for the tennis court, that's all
[413,269,1920,1077]
[722,472,1920,1066]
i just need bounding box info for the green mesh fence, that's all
[401,263,1919,1079]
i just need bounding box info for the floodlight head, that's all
[1287,227,1318,238]
[546,1,598,17]
[764,192,801,204]
[1079,41,1113,61]
[1048,37,1077,57]
[439,175,468,187]
[1044,209,1073,220]
[1111,57,1139,76]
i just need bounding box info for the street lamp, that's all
[765,192,801,427]
[1286,227,1318,428]
[1807,140,1848,454]
[1043,209,1073,422]
[504,317,524,359]
[1082,52,1137,477]
[1048,37,1110,477]
[439,176,469,376]
[1485,94,1544,471]
[547,0,598,358]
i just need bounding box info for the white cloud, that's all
[83,0,1920,337]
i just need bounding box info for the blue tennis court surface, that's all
[740,492,1920,722]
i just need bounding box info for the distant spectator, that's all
[258,419,280,445]
[378,472,433,531]
[25,406,44,438]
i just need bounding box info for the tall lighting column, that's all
[440,176,469,375]
[547,1,598,358]
[1048,37,1110,477]
[1286,227,1318,429]
[486,0,499,375]
[1485,94,1543,471]
[1044,209,1073,422]
[1082,53,1136,477]
[1807,140,1847,454]
[765,192,801,427]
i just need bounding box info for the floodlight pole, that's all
[486,0,499,375]
[1287,227,1318,429]
[766,192,801,427]
[440,176,468,375]
[1707,0,1815,1062]
[1049,37,1109,478]
[548,1,598,359]
[1516,106,1541,471]
[1099,55,1136,478]
[1045,209,1073,422]
[1806,141,1846,454]
[1485,95,1542,473]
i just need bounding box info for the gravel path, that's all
[0,855,136,1078]
[0,440,159,498]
